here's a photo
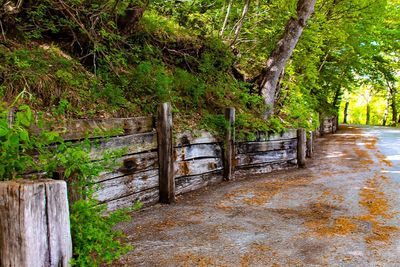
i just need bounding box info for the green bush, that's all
[0,102,137,266]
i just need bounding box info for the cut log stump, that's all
[0,179,72,267]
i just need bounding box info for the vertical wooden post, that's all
[312,130,317,152]
[306,131,313,158]
[157,102,175,203]
[0,179,72,267]
[223,107,235,181]
[335,116,339,132]
[297,128,306,168]
[319,114,325,136]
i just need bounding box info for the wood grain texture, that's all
[239,129,297,142]
[175,171,224,195]
[297,128,306,168]
[95,169,159,203]
[321,117,336,134]
[235,149,297,167]
[157,103,175,203]
[104,188,159,212]
[175,157,223,178]
[237,139,297,154]
[89,131,157,160]
[31,117,154,141]
[97,151,158,182]
[235,159,298,175]
[306,131,313,158]
[0,180,72,267]
[45,182,73,267]
[174,143,222,161]
[175,130,221,147]
[223,107,235,181]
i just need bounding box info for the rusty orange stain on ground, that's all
[174,252,223,267]
[220,177,311,207]
[376,153,393,167]
[357,174,399,245]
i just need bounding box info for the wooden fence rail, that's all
[1,104,339,267]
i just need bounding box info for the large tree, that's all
[257,0,316,116]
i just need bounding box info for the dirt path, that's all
[115,125,400,266]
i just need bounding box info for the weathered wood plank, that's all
[174,143,222,161]
[31,117,154,141]
[89,131,157,160]
[237,139,297,154]
[235,149,297,167]
[104,188,159,212]
[95,169,159,203]
[157,102,175,203]
[175,157,223,178]
[252,129,297,142]
[97,152,158,182]
[0,180,72,267]
[175,171,224,195]
[235,159,298,175]
[175,130,221,147]
[321,116,337,134]
[223,107,235,181]
[45,182,73,267]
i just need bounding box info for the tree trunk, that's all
[230,0,251,46]
[332,86,341,111]
[219,0,233,37]
[383,88,390,126]
[389,87,397,125]
[257,0,316,117]
[343,101,349,124]
[366,103,371,125]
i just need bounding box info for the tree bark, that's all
[343,100,349,124]
[332,86,341,111]
[257,0,316,117]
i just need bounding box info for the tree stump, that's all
[0,179,72,267]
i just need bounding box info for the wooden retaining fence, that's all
[3,106,339,213]
[29,107,339,212]
[90,107,338,211]
[1,104,338,266]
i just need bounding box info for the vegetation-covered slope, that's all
[1,0,398,131]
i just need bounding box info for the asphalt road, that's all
[115,125,400,267]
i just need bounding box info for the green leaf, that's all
[0,125,9,137]
[19,129,29,142]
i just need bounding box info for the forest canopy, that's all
[0,0,399,133]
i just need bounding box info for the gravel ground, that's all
[113,125,400,267]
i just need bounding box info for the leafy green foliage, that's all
[70,200,141,267]
[0,102,136,266]
[0,104,36,180]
